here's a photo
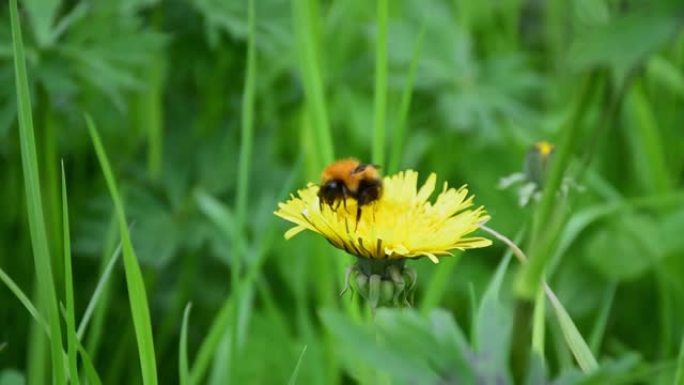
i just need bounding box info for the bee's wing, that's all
[351,163,381,175]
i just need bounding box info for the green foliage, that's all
[2,0,684,383]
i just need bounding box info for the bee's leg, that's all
[342,186,348,211]
[355,205,362,229]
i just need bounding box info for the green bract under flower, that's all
[274,170,491,262]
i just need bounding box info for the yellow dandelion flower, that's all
[274,170,492,263]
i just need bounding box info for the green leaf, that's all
[582,214,662,281]
[85,114,158,385]
[22,0,62,47]
[569,13,681,78]
[474,253,513,382]
[321,309,441,383]
[322,308,480,384]
[0,369,25,385]
[10,0,66,382]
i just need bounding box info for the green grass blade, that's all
[85,114,158,385]
[544,284,598,372]
[388,26,424,174]
[10,0,66,382]
[235,0,256,228]
[228,1,256,381]
[287,345,308,385]
[190,298,232,385]
[292,0,334,165]
[531,286,546,358]
[77,237,124,339]
[372,0,388,167]
[589,282,616,354]
[518,72,599,299]
[179,303,192,385]
[77,342,103,385]
[675,335,684,385]
[0,267,49,334]
[626,80,672,194]
[61,162,80,385]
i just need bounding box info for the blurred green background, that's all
[1,0,684,384]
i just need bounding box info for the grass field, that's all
[1,0,684,384]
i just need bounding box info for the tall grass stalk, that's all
[293,0,334,165]
[532,287,546,357]
[518,72,599,299]
[225,0,257,381]
[388,26,425,174]
[61,163,80,385]
[86,115,158,385]
[10,0,66,382]
[372,0,388,167]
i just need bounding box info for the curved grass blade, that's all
[85,114,158,385]
[10,0,66,382]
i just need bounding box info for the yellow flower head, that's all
[274,170,492,263]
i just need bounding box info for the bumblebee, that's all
[318,158,382,224]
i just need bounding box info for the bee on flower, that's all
[274,159,491,309]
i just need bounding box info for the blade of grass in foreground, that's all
[86,114,158,385]
[10,0,66,382]
[61,162,80,385]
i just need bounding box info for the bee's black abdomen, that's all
[355,179,382,205]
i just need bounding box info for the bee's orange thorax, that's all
[321,158,363,191]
